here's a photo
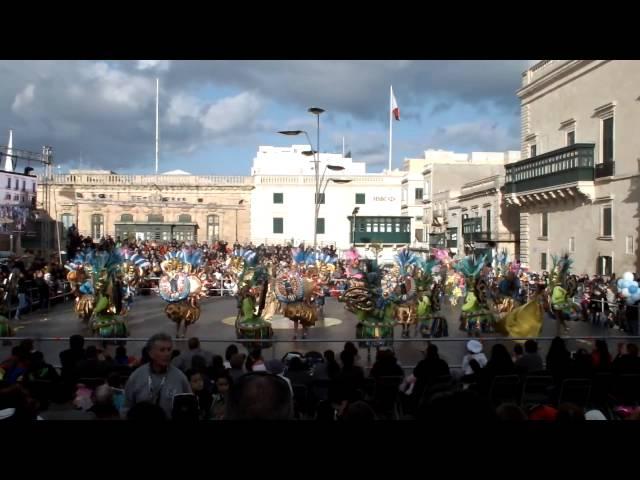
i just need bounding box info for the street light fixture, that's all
[351,207,360,246]
[278,130,304,136]
[280,109,350,250]
[235,199,244,244]
[308,107,323,250]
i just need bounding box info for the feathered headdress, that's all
[344,247,360,263]
[291,248,307,266]
[315,253,337,277]
[394,249,418,277]
[121,248,151,271]
[88,249,124,286]
[550,253,573,288]
[65,250,96,272]
[454,254,487,284]
[178,247,205,270]
[416,257,438,277]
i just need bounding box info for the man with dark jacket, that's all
[59,335,86,383]
[515,339,544,373]
[612,343,640,375]
[626,300,639,336]
[413,344,450,402]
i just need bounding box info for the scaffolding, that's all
[0,144,54,256]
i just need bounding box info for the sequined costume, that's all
[275,249,320,339]
[159,247,206,338]
[414,256,448,338]
[65,249,129,338]
[455,254,496,337]
[548,253,580,335]
[231,249,274,347]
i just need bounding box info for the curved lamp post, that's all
[279,109,351,249]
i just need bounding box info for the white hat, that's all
[467,340,483,354]
[585,409,607,421]
[0,407,16,421]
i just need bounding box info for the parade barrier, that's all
[2,335,638,371]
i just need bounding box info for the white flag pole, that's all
[155,78,159,175]
[389,85,393,172]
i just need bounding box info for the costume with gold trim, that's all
[231,249,274,347]
[159,247,206,338]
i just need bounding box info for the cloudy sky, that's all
[0,60,533,175]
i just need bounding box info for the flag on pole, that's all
[391,88,400,121]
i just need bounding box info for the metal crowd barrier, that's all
[3,335,639,370]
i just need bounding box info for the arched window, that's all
[178,214,192,223]
[207,215,219,243]
[148,214,164,223]
[91,214,104,239]
[120,214,133,222]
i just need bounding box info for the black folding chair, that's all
[591,372,614,411]
[373,376,404,420]
[311,378,332,402]
[25,379,55,410]
[78,377,105,389]
[558,378,592,409]
[612,374,640,407]
[489,375,522,407]
[292,384,310,419]
[418,375,457,408]
[521,375,554,408]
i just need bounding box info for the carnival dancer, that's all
[455,254,495,337]
[275,249,319,339]
[230,249,274,347]
[120,249,151,311]
[159,247,207,338]
[308,252,337,322]
[388,249,418,338]
[548,253,580,336]
[84,248,129,338]
[414,256,448,338]
[65,250,97,324]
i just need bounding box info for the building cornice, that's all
[518,60,606,101]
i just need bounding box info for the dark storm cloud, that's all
[0,60,529,171]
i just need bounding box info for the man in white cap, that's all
[461,339,488,376]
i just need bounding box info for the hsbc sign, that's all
[373,195,396,202]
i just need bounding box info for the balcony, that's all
[503,143,595,205]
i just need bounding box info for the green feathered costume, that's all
[88,250,129,338]
[455,254,495,336]
[548,254,579,333]
[235,253,274,348]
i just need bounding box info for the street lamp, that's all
[280,108,350,250]
[307,107,325,250]
[235,199,244,244]
[351,207,359,246]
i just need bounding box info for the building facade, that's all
[400,161,428,247]
[504,60,640,275]
[38,170,253,247]
[401,149,520,255]
[457,174,519,261]
[250,145,407,252]
[0,168,38,251]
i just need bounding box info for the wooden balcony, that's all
[503,143,595,205]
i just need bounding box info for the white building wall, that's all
[401,172,426,245]
[251,174,404,249]
[251,145,366,175]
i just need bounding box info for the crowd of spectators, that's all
[1,333,639,421]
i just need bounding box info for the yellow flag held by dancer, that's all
[494,297,544,340]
